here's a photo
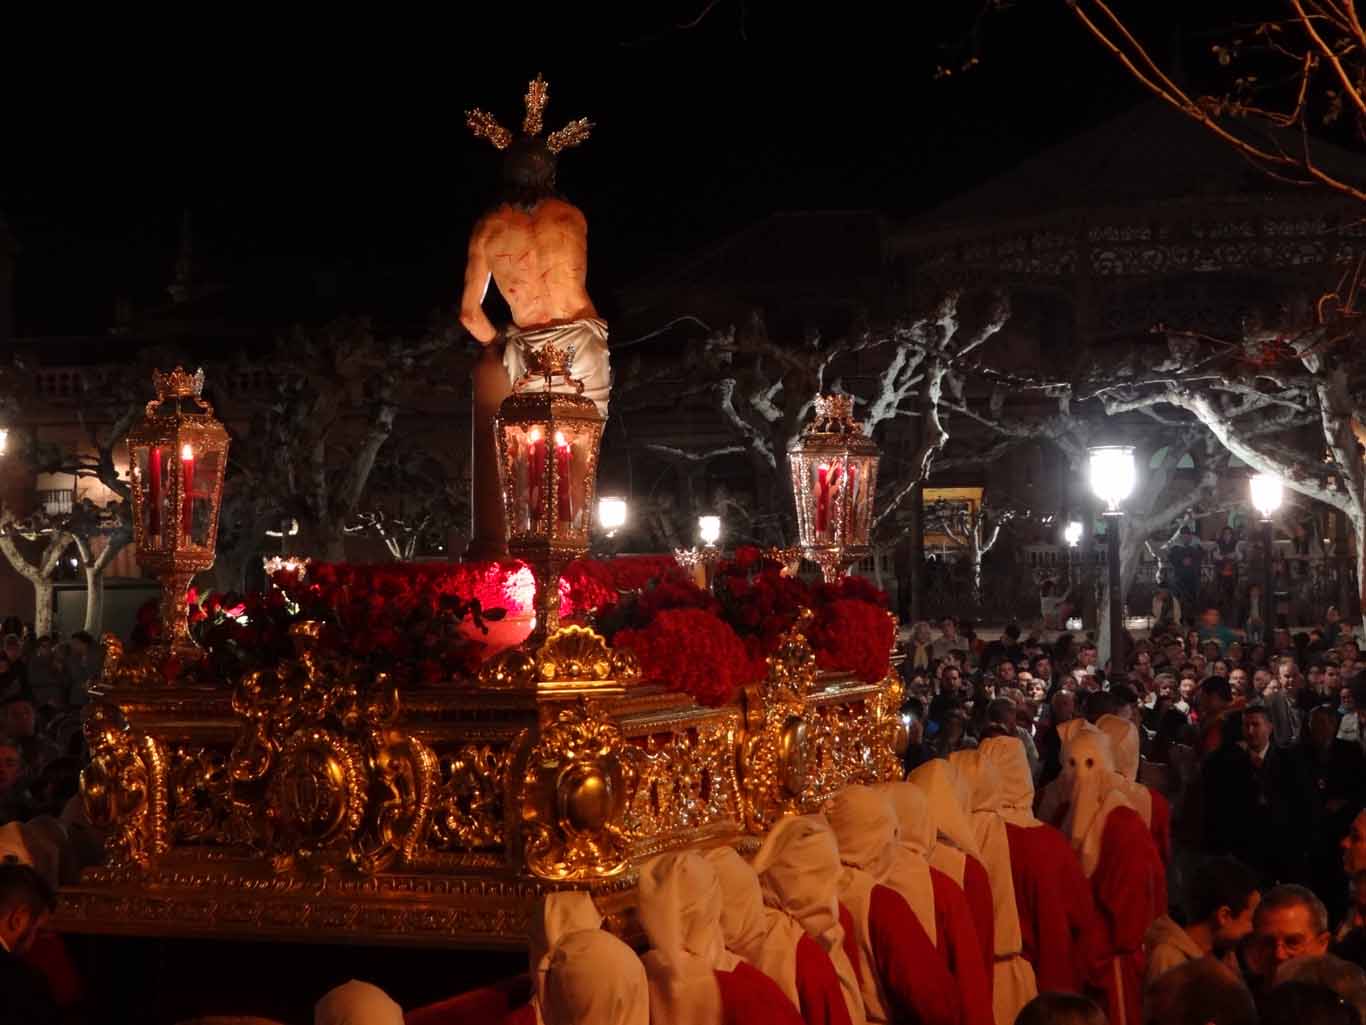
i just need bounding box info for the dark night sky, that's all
[2,3,1201,338]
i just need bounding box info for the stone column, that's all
[468,342,511,560]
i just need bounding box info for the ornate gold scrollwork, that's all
[477,647,537,689]
[533,626,640,702]
[520,700,628,880]
[168,746,239,845]
[868,668,907,783]
[737,616,818,834]
[622,718,741,844]
[215,624,441,874]
[265,727,369,871]
[80,702,170,867]
[427,743,513,852]
[95,634,162,689]
[359,729,440,871]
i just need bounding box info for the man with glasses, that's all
[1246,885,1332,995]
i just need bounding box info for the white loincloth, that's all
[504,317,611,417]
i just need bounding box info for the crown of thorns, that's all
[465,74,592,154]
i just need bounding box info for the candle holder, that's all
[494,343,605,648]
[126,367,230,661]
[787,395,881,583]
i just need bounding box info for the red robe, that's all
[500,1005,535,1025]
[869,884,962,1025]
[961,854,995,989]
[1086,806,1164,1025]
[715,961,806,1025]
[1047,792,1170,907]
[1004,821,1097,995]
[930,867,994,1025]
[794,932,855,1025]
[840,891,962,1025]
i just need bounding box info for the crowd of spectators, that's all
[898,601,1366,1022]
[0,617,102,828]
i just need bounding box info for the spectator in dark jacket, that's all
[1204,704,1312,887]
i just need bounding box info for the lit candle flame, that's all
[181,443,194,460]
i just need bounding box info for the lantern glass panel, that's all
[503,422,551,534]
[560,427,592,534]
[184,446,221,547]
[845,452,877,546]
[134,443,176,549]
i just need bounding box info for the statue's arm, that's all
[459,223,498,345]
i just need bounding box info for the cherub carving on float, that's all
[460,76,609,416]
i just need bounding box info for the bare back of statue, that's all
[460,198,597,340]
[463,75,611,554]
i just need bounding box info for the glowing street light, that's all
[1250,473,1284,520]
[1063,520,1083,547]
[1088,446,1137,514]
[698,515,721,548]
[597,495,627,537]
[1250,472,1284,640]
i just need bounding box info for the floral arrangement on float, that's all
[582,546,893,707]
[130,548,892,710]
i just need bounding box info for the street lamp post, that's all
[1063,519,1083,620]
[1088,446,1136,674]
[1250,473,1283,646]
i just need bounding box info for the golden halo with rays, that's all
[465,74,593,154]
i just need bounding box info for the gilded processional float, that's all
[58,78,906,951]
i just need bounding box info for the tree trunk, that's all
[83,565,104,636]
[970,535,984,604]
[0,531,65,639]
[32,579,54,637]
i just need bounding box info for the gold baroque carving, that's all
[80,703,170,868]
[622,719,740,841]
[425,742,513,853]
[737,618,817,833]
[520,700,629,880]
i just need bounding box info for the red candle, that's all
[844,465,858,541]
[527,429,546,522]
[554,432,572,525]
[816,463,830,535]
[181,443,195,536]
[148,447,163,535]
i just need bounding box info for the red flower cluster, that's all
[807,599,894,683]
[614,607,762,708]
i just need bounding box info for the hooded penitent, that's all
[528,891,604,1025]
[704,846,807,1011]
[751,815,866,1025]
[543,928,649,1025]
[638,850,740,1025]
[1060,728,1136,877]
[950,749,1040,1025]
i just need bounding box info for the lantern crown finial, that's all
[805,394,862,436]
[152,366,205,401]
[516,342,585,395]
[146,366,213,417]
